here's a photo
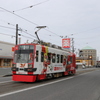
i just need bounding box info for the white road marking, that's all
[0,69,99,98]
[0,80,12,84]
[0,77,74,98]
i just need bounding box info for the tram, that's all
[12,42,76,82]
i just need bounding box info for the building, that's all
[77,46,97,66]
[0,41,14,67]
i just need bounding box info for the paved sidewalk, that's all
[76,67,99,74]
[0,68,12,77]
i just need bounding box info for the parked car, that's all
[82,64,86,69]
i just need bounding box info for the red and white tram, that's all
[12,43,76,82]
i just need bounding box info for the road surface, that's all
[0,68,100,100]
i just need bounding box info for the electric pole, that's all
[16,24,18,45]
[71,38,75,53]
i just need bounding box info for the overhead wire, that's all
[1,4,100,44]
[0,32,15,37]
[0,24,36,38]
[72,27,100,36]
[0,19,15,26]
[45,28,63,38]
[0,7,62,39]
[21,29,36,38]
[0,20,54,39]
[0,7,38,26]
[0,32,34,40]
[21,35,35,40]
[0,25,15,30]
[2,5,99,46]
[13,0,50,12]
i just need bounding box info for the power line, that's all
[0,24,61,42]
[0,19,15,26]
[0,7,62,38]
[21,35,34,40]
[0,32,15,37]
[45,28,63,38]
[75,34,100,39]
[0,20,57,39]
[0,24,37,38]
[0,7,38,26]
[0,32,35,40]
[21,29,36,38]
[0,25,15,30]
[13,0,50,12]
[73,27,100,36]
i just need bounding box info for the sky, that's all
[0,0,100,58]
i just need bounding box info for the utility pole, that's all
[19,37,21,44]
[16,24,18,45]
[71,38,74,53]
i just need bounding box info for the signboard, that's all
[62,38,70,48]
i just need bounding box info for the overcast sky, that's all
[0,0,100,57]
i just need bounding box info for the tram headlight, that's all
[28,64,32,68]
[12,64,16,67]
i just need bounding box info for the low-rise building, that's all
[0,41,14,67]
[77,46,97,66]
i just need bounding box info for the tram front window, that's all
[14,45,34,63]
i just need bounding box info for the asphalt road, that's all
[0,68,100,100]
[0,67,96,76]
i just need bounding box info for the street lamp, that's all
[89,55,92,66]
[35,26,46,44]
[88,55,92,67]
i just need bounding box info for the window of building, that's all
[76,61,80,63]
[3,59,11,66]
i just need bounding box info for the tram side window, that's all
[36,51,38,62]
[52,54,56,63]
[59,55,61,63]
[57,54,59,63]
[61,55,63,63]
[67,57,73,65]
[41,52,44,62]
[48,53,51,65]
[48,53,51,61]
[70,57,73,63]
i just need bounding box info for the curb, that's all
[2,74,12,77]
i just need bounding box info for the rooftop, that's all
[82,46,95,50]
